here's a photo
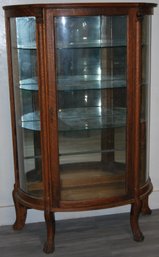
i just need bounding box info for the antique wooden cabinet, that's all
[4,2,156,254]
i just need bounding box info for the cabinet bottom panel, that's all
[26,161,126,200]
[58,178,153,211]
[60,161,126,201]
[15,178,152,212]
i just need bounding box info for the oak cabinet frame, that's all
[4,2,156,254]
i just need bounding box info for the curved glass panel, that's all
[10,17,43,197]
[140,16,151,185]
[55,16,127,201]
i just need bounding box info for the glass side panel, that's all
[10,17,43,197]
[55,16,127,201]
[140,16,151,185]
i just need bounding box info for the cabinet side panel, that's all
[9,17,43,198]
[140,16,152,186]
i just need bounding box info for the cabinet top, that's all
[3,2,157,10]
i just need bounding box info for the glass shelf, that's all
[56,43,147,50]
[19,77,38,91]
[58,107,126,131]
[56,41,126,49]
[21,111,40,131]
[20,107,126,132]
[59,148,125,157]
[17,44,36,49]
[18,78,147,92]
[17,76,126,91]
[57,75,126,91]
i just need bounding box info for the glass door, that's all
[55,15,127,201]
[10,17,43,197]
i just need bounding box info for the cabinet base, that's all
[141,196,152,215]
[12,181,152,254]
[12,189,27,230]
[43,242,55,254]
[43,211,55,254]
[130,200,145,242]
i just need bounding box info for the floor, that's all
[0,209,159,257]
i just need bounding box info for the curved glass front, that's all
[10,17,43,197]
[140,16,151,185]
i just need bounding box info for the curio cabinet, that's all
[3,2,157,254]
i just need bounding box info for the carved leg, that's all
[141,196,152,215]
[43,211,55,254]
[12,190,27,230]
[130,200,144,242]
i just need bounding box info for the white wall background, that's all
[0,0,159,226]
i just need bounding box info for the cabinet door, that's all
[10,17,43,197]
[54,15,128,201]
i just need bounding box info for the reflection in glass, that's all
[10,17,43,197]
[16,17,36,48]
[55,16,127,201]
